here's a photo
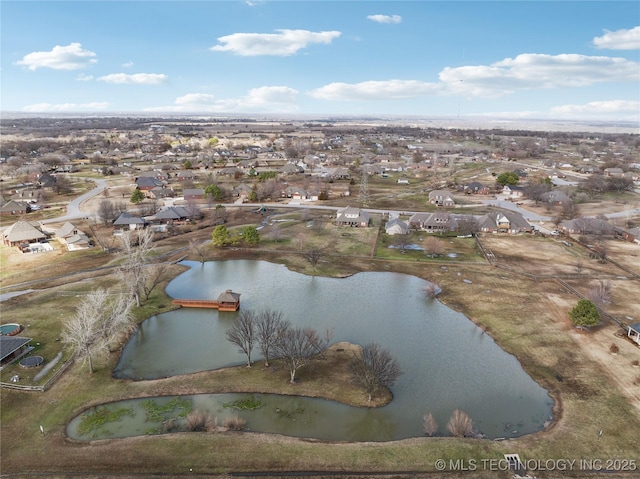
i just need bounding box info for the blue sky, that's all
[2,1,639,121]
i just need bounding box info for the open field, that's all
[2,206,639,478]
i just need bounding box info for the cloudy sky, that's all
[2,1,639,121]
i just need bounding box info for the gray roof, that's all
[0,336,32,362]
[113,212,146,225]
[152,206,192,220]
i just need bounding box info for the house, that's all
[55,222,91,251]
[429,190,456,207]
[135,176,166,191]
[232,183,253,201]
[280,163,304,175]
[540,190,571,205]
[560,217,615,236]
[408,213,432,230]
[176,170,197,182]
[113,212,146,233]
[385,217,409,235]
[422,212,458,233]
[2,220,47,248]
[477,211,532,234]
[331,167,352,180]
[464,182,490,195]
[336,206,370,227]
[501,185,525,199]
[0,200,29,216]
[604,167,624,177]
[627,322,640,346]
[408,212,457,233]
[183,188,204,201]
[148,187,174,199]
[36,173,57,189]
[145,206,201,225]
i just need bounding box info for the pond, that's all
[71,260,554,442]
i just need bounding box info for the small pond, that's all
[71,260,554,442]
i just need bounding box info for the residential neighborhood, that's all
[1,116,639,479]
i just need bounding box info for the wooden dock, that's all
[171,290,240,312]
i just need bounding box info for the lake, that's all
[71,260,553,441]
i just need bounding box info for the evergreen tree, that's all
[211,225,231,247]
[569,299,600,328]
[130,188,145,204]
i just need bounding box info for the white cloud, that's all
[309,80,441,101]
[174,93,218,106]
[76,74,94,81]
[22,102,109,112]
[145,86,298,113]
[593,26,640,50]
[210,29,341,56]
[367,14,402,24]
[16,43,97,70]
[550,100,640,116]
[122,61,135,68]
[439,53,640,96]
[97,73,168,85]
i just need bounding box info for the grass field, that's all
[1,209,639,479]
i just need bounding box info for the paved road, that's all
[42,178,638,230]
[41,178,107,224]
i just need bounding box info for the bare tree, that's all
[305,248,323,274]
[423,236,444,258]
[139,199,160,216]
[118,229,155,307]
[256,309,287,367]
[392,233,411,253]
[423,413,438,437]
[189,239,209,264]
[141,262,172,301]
[226,310,256,367]
[587,279,612,306]
[350,342,402,403]
[98,199,117,227]
[575,259,584,275]
[447,409,473,437]
[62,289,133,374]
[273,325,320,383]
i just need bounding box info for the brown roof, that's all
[217,290,240,303]
[2,221,46,243]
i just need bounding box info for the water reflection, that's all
[106,260,554,440]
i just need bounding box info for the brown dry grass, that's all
[2,210,640,478]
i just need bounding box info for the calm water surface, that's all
[74,260,553,441]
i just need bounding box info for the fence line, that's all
[0,356,74,392]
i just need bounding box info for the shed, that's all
[0,336,32,366]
